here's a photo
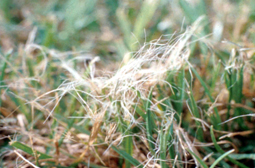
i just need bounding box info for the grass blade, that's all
[191,66,221,129]
[116,8,132,50]
[159,128,167,168]
[210,149,234,168]
[160,119,174,167]
[229,153,255,160]
[111,145,143,168]
[175,68,185,115]
[131,0,159,50]
[186,149,208,168]
[10,141,52,160]
[0,50,11,107]
[187,87,204,141]
[210,126,249,168]
[124,133,133,168]
[146,88,156,153]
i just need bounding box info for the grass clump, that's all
[1,0,255,168]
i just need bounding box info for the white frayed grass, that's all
[220,113,255,125]
[17,16,210,166]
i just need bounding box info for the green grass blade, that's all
[232,67,245,128]
[160,120,174,167]
[190,66,216,104]
[10,141,52,160]
[170,68,185,123]
[187,88,204,141]
[210,149,234,168]
[111,145,143,168]
[146,88,156,153]
[116,8,132,50]
[157,84,173,112]
[124,134,132,168]
[210,61,221,92]
[186,149,208,168]
[7,91,29,121]
[159,127,167,168]
[72,162,108,168]
[229,153,255,160]
[134,105,146,119]
[179,0,210,55]
[114,41,130,61]
[210,126,249,168]
[176,68,185,115]
[156,83,176,160]
[131,0,160,50]
[191,66,221,129]
[133,90,146,119]
[179,0,209,34]
[179,0,200,22]
[168,124,176,160]
[224,65,246,129]
[26,58,35,77]
[0,51,11,107]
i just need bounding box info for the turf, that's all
[1,0,255,167]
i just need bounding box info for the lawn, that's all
[1,0,255,167]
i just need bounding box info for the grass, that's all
[1,0,255,167]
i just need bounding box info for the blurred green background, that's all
[1,0,254,61]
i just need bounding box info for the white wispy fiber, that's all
[27,17,205,166]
